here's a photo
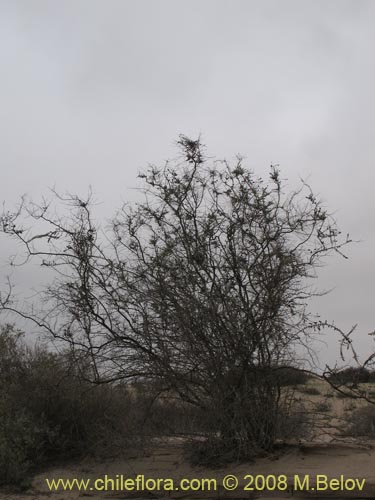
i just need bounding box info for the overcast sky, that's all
[1,0,374,367]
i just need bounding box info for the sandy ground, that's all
[1,441,375,500]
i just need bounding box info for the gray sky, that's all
[1,0,374,367]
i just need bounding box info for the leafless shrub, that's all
[0,137,354,462]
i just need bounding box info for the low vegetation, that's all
[344,406,375,438]
[2,321,375,486]
[0,324,202,485]
[327,367,375,386]
[0,323,323,485]
[300,386,321,396]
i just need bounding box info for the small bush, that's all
[315,401,331,413]
[344,406,375,438]
[0,325,140,485]
[274,367,312,387]
[187,435,249,467]
[328,367,370,385]
[276,402,311,441]
[0,325,46,484]
[300,386,320,396]
[0,401,45,486]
